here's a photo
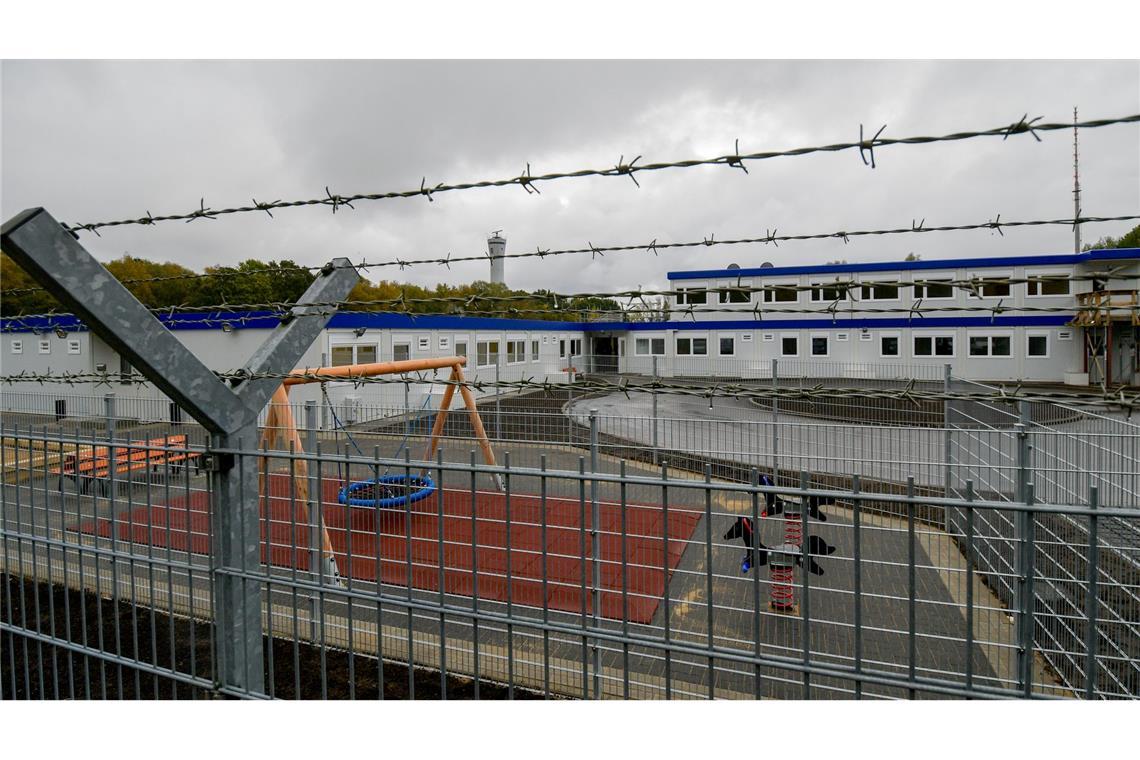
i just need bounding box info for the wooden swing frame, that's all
[257,356,500,583]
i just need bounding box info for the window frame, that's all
[1026,332,1050,359]
[809,282,849,303]
[809,334,829,357]
[762,281,799,304]
[780,334,799,357]
[968,333,1013,358]
[718,335,736,357]
[676,286,709,306]
[913,333,956,358]
[879,332,901,358]
[912,278,956,300]
[967,273,1012,299]
[717,281,752,304]
[476,339,500,368]
[1025,271,1072,297]
[506,339,527,365]
[859,280,900,302]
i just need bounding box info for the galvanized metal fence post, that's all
[103,393,116,442]
[1,207,360,697]
[651,355,659,464]
[771,358,780,479]
[304,400,321,639]
[495,360,502,441]
[589,408,601,698]
[1015,399,1033,694]
[943,363,952,497]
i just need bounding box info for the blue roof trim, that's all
[0,310,582,334]
[583,315,1074,331]
[0,312,1075,334]
[667,247,1140,281]
[327,312,581,331]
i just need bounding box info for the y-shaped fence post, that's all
[2,207,360,696]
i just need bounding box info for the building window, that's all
[860,282,899,301]
[810,283,847,302]
[969,278,1011,298]
[763,284,798,303]
[569,338,582,356]
[531,340,540,361]
[635,337,666,356]
[559,339,566,358]
[1027,334,1048,358]
[913,279,954,299]
[880,335,900,357]
[39,340,51,354]
[781,336,798,356]
[11,340,22,354]
[811,336,828,357]
[677,287,708,305]
[719,336,735,356]
[914,335,954,357]
[675,337,708,356]
[506,339,526,364]
[392,343,410,362]
[1026,275,1070,296]
[331,346,354,366]
[455,341,467,358]
[439,336,451,350]
[417,336,430,351]
[356,344,377,364]
[477,340,499,368]
[969,335,1012,357]
[119,355,133,385]
[718,286,750,304]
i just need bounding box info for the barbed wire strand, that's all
[3,212,1139,303]
[52,113,1139,238]
[3,370,1138,411]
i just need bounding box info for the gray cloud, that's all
[3,60,1138,298]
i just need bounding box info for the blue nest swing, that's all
[337,474,437,509]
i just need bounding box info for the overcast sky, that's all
[2,60,1138,298]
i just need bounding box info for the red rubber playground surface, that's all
[72,474,701,624]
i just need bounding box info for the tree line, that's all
[0,254,621,321]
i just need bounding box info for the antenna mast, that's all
[1073,106,1082,253]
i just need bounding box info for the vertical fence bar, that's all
[907,475,916,699]
[1015,400,1031,696]
[771,359,779,479]
[651,357,660,465]
[588,409,601,699]
[1084,485,1099,699]
[852,473,863,699]
[304,401,320,641]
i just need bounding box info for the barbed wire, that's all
[50,113,1139,238]
[4,212,1137,299]
[3,369,1137,410]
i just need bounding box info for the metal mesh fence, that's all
[3,370,1138,699]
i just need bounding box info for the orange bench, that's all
[53,434,199,495]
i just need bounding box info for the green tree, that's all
[1083,223,1140,251]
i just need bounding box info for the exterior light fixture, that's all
[54,326,68,339]
[353,327,367,338]
[221,322,234,333]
